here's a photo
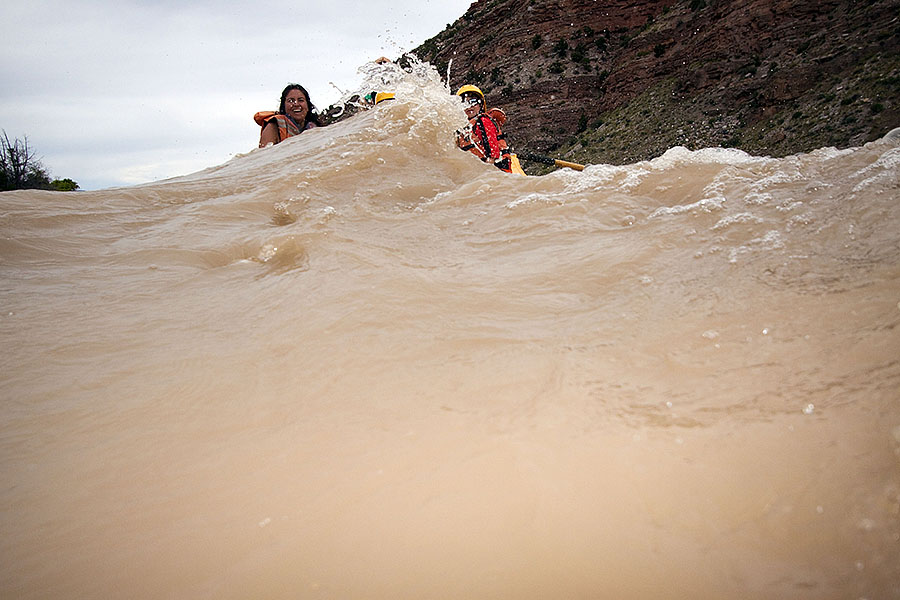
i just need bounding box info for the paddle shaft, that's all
[519,152,585,171]
[553,159,585,171]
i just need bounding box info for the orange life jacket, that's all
[457,109,512,172]
[254,111,316,143]
[487,107,507,126]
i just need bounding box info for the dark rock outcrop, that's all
[412,0,900,168]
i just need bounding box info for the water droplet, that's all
[762,328,770,335]
[803,404,815,415]
[703,330,719,340]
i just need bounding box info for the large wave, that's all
[2,61,899,599]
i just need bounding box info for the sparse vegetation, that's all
[50,178,79,191]
[553,39,569,58]
[571,43,589,64]
[1,131,78,192]
[479,34,496,49]
[577,112,588,133]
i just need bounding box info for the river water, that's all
[2,65,899,599]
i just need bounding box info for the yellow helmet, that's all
[374,92,395,105]
[456,85,484,101]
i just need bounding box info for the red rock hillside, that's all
[411,0,900,168]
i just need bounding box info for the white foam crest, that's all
[649,168,736,218]
[618,164,653,191]
[505,193,564,210]
[346,56,468,155]
[338,56,466,125]
[740,163,810,210]
[743,191,774,205]
[882,126,900,144]
[599,145,766,201]
[727,230,785,263]
[650,145,763,168]
[649,197,725,218]
[562,163,628,193]
[713,212,765,230]
[851,147,900,193]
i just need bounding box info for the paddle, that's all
[518,151,586,171]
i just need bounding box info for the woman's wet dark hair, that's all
[278,83,321,127]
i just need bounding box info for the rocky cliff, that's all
[412,0,900,169]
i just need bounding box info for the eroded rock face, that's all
[414,0,900,164]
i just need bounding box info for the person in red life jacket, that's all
[455,85,513,172]
[256,84,322,148]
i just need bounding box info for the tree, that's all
[50,178,79,191]
[0,130,77,191]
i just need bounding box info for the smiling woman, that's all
[256,83,323,147]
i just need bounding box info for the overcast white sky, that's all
[0,0,472,190]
